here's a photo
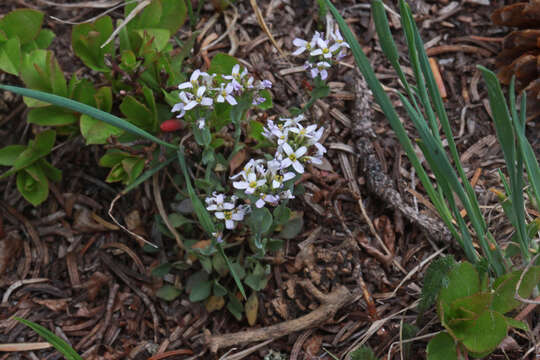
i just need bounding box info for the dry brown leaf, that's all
[33,298,69,312]
[245,292,259,326]
[205,296,225,313]
[188,240,212,262]
[124,210,147,237]
[303,334,323,358]
[229,149,247,176]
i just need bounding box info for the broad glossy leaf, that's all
[0,9,43,44]
[17,165,49,206]
[426,332,457,360]
[27,106,78,126]
[72,16,114,72]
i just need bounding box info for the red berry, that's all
[160,119,184,132]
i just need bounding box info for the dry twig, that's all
[205,281,354,352]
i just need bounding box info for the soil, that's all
[0,0,539,359]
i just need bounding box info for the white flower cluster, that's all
[205,192,250,230]
[206,114,325,231]
[292,29,350,80]
[172,65,272,123]
[262,114,326,174]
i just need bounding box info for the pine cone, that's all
[492,0,540,117]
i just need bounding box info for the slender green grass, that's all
[323,0,540,275]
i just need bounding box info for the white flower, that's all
[289,123,318,138]
[230,159,264,180]
[198,118,206,129]
[206,193,235,211]
[280,189,295,200]
[171,102,185,118]
[184,86,213,110]
[311,38,340,59]
[283,114,304,127]
[255,193,280,208]
[331,29,350,49]
[272,126,290,145]
[252,96,266,106]
[259,80,272,89]
[271,171,295,189]
[233,172,266,194]
[310,62,331,80]
[215,206,247,230]
[281,143,307,173]
[314,142,327,157]
[178,69,208,90]
[292,32,321,56]
[216,83,237,105]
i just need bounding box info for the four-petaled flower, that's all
[233,172,266,194]
[183,86,213,110]
[216,83,237,105]
[215,206,247,229]
[255,193,280,208]
[311,62,331,80]
[281,143,307,173]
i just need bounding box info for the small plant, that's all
[0,2,351,322]
[422,258,540,358]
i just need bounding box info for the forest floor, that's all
[1,0,539,359]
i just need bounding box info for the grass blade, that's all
[0,84,177,150]
[323,0,446,225]
[121,152,178,195]
[15,317,82,360]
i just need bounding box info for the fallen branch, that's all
[205,281,354,353]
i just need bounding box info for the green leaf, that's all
[189,280,212,302]
[212,252,229,277]
[15,317,83,360]
[504,316,528,331]
[0,145,26,166]
[244,262,270,291]
[0,37,21,75]
[492,266,540,314]
[256,89,273,110]
[151,262,172,277]
[0,85,176,150]
[217,243,246,299]
[168,212,194,228]
[72,16,114,72]
[209,53,238,75]
[439,262,480,306]
[158,0,188,34]
[125,0,162,30]
[120,95,155,132]
[80,114,124,144]
[350,346,378,360]
[37,159,62,182]
[213,280,228,297]
[20,50,67,101]
[279,213,303,239]
[273,204,291,225]
[0,130,56,179]
[247,207,273,235]
[227,292,244,321]
[0,9,44,44]
[419,256,457,313]
[156,284,182,301]
[459,310,507,354]
[426,332,457,360]
[17,165,49,206]
[136,28,171,52]
[27,106,78,126]
[33,29,55,49]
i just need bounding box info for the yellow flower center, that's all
[249,180,258,188]
[289,153,297,161]
[322,48,329,54]
[225,211,232,220]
